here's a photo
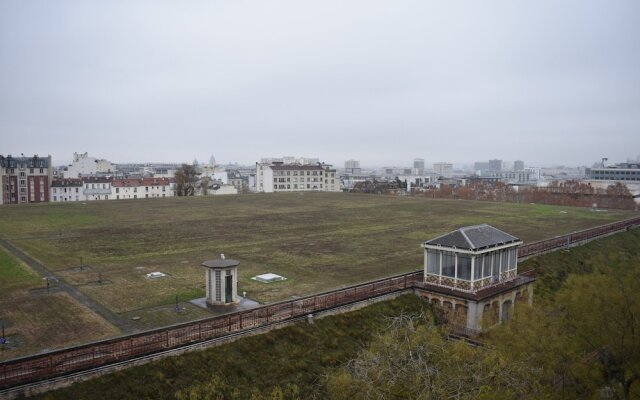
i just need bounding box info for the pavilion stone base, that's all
[415,279,534,335]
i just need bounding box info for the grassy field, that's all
[0,246,120,360]
[0,193,635,357]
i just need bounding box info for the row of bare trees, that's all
[419,180,637,210]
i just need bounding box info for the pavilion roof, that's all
[424,224,520,251]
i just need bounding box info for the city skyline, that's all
[1,1,639,166]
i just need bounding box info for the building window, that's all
[215,270,221,302]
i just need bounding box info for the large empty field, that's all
[0,193,635,358]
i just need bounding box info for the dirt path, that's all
[0,239,135,333]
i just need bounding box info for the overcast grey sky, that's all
[1,1,639,167]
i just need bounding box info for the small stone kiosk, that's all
[201,255,239,306]
[420,224,534,334]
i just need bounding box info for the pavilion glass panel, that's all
[500,250,508,273]
[442,252,455,277]
[427,250,439,274]
[491,252,499,277]
[457,255,471,280]
[483,253,492,278]
[509,248,517,269]
[474,255,483,280]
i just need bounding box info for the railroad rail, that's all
[1,216,639,391]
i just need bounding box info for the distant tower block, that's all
[201,255,239,306]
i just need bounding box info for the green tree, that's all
[489,264,640,399]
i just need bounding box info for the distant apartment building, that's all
[112,178,175,200]
[0,154,53,205]
[586,162,640,182]
[473,161,490,173]
[524,167,541,181]
[63,152,114,178]
[513,160,525,171]
[50,179,83,202]
[227,170,247,192]
[82,177,113,200]
[488,159,503,171]
[256,160,340,193]
[413,158,425,175]
[344,159,361,175]
[433,162,453,177]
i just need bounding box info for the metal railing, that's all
[0,272,422,389]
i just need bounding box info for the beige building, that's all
[256,161,340,193]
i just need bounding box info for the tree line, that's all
[420,180,637,210]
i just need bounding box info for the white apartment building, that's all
[82,177,113,201]
[50,179,83,202]
[112,178,175,200]
[63,152,114,178]
[256,161,340,193]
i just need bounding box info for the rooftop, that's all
[270,164,324,171]
[51,179,83,187]
[202,259,240,269]
[423,224,520,251]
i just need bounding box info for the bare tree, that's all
[174,163,199,196]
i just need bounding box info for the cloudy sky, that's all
[1,1,639,167]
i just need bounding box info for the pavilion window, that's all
[509,248,517,270]
[491,252,499,277]
[442,252,455,277]
[500,251,509,273]
[427,250,439,274]
[474,254,483,280]
[457,254,471,280]
[482,253,491,278]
